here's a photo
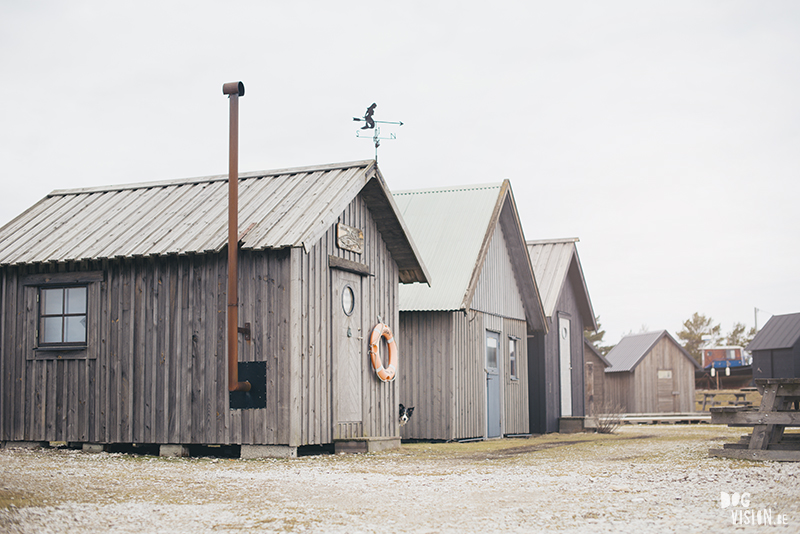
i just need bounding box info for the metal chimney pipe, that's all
[223,81,251,393]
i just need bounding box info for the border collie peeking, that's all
[399,404,415,426]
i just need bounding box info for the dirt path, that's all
[1,425,798,533]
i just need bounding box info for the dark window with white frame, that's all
[509,336,518,380]
[39,286,88,346]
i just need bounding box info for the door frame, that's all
[485,328,503,439]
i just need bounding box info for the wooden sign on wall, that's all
[337,223,364,254]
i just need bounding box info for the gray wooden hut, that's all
[747,312,800,379]
[583,337,611,416]
[392,181,547,441]
[0,160,429,457]
[604,330,700,414]
[526,238,597,433]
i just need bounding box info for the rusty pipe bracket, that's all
[238,322,252,343]
[222,81,245,96]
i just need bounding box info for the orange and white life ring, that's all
[369,323,398,382]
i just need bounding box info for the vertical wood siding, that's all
[503,317,528,435]
[529,271,586,433]
[1,191,402,447]
[631,337,696,413]
[398,311,453,440]
[584,352,607,415]
[604,338,696,414]
[472,224,526,321]
[399,220,531,440]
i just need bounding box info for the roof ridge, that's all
[48,160,376,197]
[394,183,502,196]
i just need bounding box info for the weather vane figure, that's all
[361,103,377,129]
[353,102,403,161]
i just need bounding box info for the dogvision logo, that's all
[720,492,790,526]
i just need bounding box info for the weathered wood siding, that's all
[604,372,632,413]
[584,351,607,415]
[324,193,400,442]
[398,311,454,440]
[502,317,528,434]
[528,269,586,433]
[1,191,401,447]
[398,223,530,440]
[630,337,696,413]
[472,224,526,321]
[604,338,697,414]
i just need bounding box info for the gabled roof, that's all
[393,181,547,332]
[746,312,800,352]
[605,330,700,373]
[584,337,612,367]
[0,160,430,284]
[526,238,597,331]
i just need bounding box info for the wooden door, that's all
[333,269,363,439]
[657,369,675,412]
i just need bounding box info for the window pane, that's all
[509,338,517,378]
[65,316,87,343]
[486,335,498,368]
[42,288,64,315]
[65,287,87,314]
[41,316,64,343]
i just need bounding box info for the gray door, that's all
[333,269,363,439]
[486,330,502,438]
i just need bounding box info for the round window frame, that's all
[342,284,355,316]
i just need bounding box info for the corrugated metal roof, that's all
[392,181,547,332]
[393,183,502,311]
[0,160,430,283]
[604,330,699,373]
[746,313,800,351]
[526,238,597,330]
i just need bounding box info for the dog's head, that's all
[399,404,415,426]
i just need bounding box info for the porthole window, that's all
[342,285,355,316]
[561,326,568,339]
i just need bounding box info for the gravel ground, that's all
[1,425,798,533]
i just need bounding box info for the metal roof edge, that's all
[393,182,503,197]
[500,181,548,333]
[459,180,508,311]
[526,237,580,245]
[48,160,377,196]
[363,163,431,285]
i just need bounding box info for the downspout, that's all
[223,81,251,393]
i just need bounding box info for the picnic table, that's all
[700,392,719,411]
[709,378,800,462]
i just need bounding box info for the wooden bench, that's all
[709,378,800,462]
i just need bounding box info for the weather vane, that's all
[353,103,403,161]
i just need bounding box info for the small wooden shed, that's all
[604,330,700,414]
[0,160,429,457]
[392,181,547,441]
[583,338,611,416]
[526,238,597,433]
[747,312,800,379]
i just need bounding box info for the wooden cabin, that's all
[604,330,700,413]
[392,181,547,441]
[526,238,597,433]
[0,160,430,457]
[583,338,610,416]
[747,312,800,379]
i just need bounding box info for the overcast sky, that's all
[2,1,798,345]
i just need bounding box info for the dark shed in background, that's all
[747,312,800,379]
